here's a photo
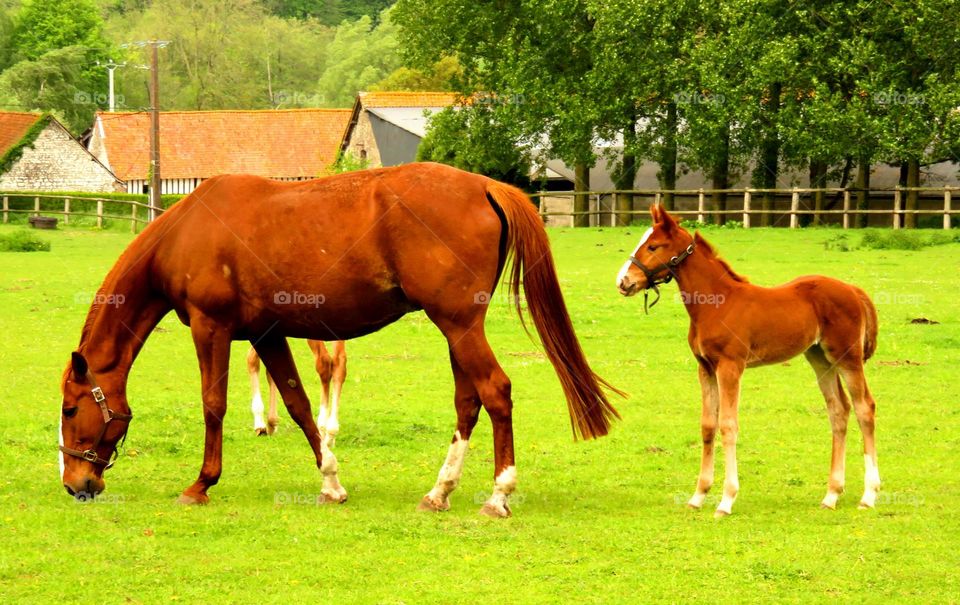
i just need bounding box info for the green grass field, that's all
[1,222,958,603]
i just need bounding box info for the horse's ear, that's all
[71,352,88,381]
[649,204,661,223]
[660,207,678,233]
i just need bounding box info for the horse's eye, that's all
[63,407,79,418]
[647,245,658,252]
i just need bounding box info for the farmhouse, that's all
[0,111,122,192]
[89,109,353,195]
[340,91,459,167]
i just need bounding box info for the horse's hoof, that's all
[267,420,279,436]
[820,502,837,510]
[417,495,449,512]
[713,509,730,519]
[320,490,348,504]
[177,492,209,505]
[686,502,702,510]
[254,427,268,437]
[479,502,511,518]
[857,501,874,510]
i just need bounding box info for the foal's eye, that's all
[647,245,659,252]
[63,407,79,418]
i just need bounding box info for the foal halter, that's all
[627,241,695,314]
[59,370,133,469]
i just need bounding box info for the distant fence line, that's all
[1,193,164,231]
[3,186,958,232]
[531,186,958,229]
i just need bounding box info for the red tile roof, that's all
[95,109,353,181]
[358,91,459,108]
[0,111,42,157]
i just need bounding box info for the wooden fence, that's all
[531,186,958,229]
[1,194,161,232]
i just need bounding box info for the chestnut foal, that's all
[617,207,880,516]
[247,340,346,440]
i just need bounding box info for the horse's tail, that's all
[485,180,623,440]
[857,288,878,362]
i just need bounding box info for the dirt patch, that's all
[878,360,927,367]
[910,317,940,325]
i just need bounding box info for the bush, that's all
[859,230,959,250]
[0,229,50,251]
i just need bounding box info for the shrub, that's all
[0,229,50,252]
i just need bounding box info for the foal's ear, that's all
[71,352,89,381]
[659,207,678,233]
[649,204,662,223]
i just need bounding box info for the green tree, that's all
[0,46,93,132]
[315,8,401,107]
[371,55,460,92]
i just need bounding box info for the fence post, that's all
[654,192,662,207]
[790,188,799,228]
[97,200,103,229]
[945,190,952,230]
[697,189,705,223]
[743,189,752,228]
[842,190,851,229]
[34,196,40,217]
[64,197,71,225]
[131,202,137,233]
[2,196,7,224]
[893,187,902,229]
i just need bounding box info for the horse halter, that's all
[627,241,696,314]
[59,370,132,469]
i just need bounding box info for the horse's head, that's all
[59,352,132,499]
[616,205,695,297]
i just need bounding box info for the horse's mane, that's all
[693,232,749,283]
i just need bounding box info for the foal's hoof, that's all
[857,501,874,510]
[177,492,209,505]
[479,502,511,518]
[267,419,279,435]
[713,509,730,519]
[820,502,837,510]
[417,495,450,512]
[254,427,268,437]
[320,490,348,504]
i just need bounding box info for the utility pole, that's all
[96,60,126,111]
[123,40,169,221]
[149,42,161,222]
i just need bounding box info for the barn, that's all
[88,109,353,195]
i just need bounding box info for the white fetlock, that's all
[688,492,707,509]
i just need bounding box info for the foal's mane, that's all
[693,232,749,283]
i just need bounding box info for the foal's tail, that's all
[485,181,623,440]
[857,289,878,362]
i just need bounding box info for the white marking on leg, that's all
[425,431,470,508]
[58,416,65,482]
[715,436,738,516]
[483,465,517,515]
[251,391,266,432]
[860,453,880,508]
[616,227,653,286]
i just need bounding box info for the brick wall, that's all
[344,111,382,167]
[0,122,122,192]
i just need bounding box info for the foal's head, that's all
[616,206,695,297]
[59,352,132,499]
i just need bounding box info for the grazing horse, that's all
[616,206,880,516]
[59,162,621,516]
[247,341,346,442]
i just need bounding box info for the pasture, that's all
[1,221,958,602]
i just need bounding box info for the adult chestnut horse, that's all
[616,207,879,516]
[59,162,620,517]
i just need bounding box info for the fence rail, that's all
[1,193,161,232]
[531,186,959,229]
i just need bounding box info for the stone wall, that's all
[0,121,122,192]
[344,111,382,167]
